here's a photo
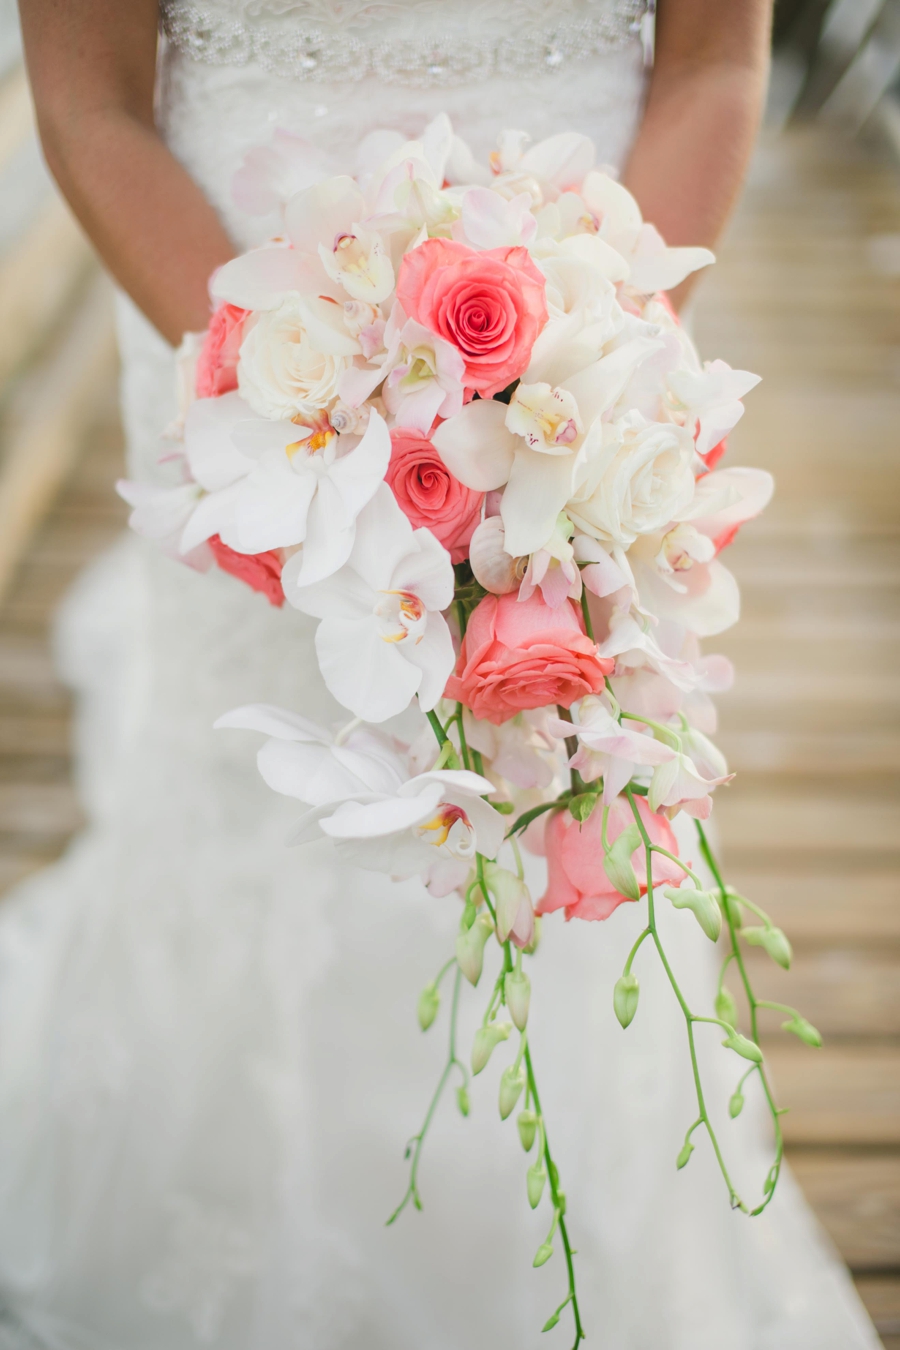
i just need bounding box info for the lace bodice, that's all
[160,0,650,86]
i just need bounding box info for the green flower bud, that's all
[715,985,739,1029]
[499,1064,526,1120]
[456,1086,470,1117]
[533,1242,554,1268]
[782,1015,822,1048]
[665,884,722,942]
[723,890,743,929]
[471,1020,511,1075]
[742,925,792,970]
[455,911,494,986]
[729,1090,745,1119]
[676,1139,694,1170]
[613,972,640,1029]
[517,1109,538,1152]
[523,914,541,956]
[568,792,600,824]
[417,983,440,1031]
[602,823,642,900]
[527,1158,547,1209]
[722,1031,763,1063]
[505,968,531,1031]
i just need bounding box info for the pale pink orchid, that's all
[454,187,538,250]
[579,171,715,292]
[518,513,582,609]
[283,484,455,722]
[232,129,337,217]
[464,707,563,791]
[648,750,734,820]
[548,694,676,803]
[340,306,465,433]
[667,360,761,459]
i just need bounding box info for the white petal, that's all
[500,449,577,558]
[283,560,373,620]
[211,247,318,311]
[184,393,258,491]
[326,409,391,518]
[214,704,330,741]
[322,783,444,838]
[520,131,595,190]
[346,484,414,590]
[291,477,356,586]
[258,739,371,803]
[392,528,455,611]
[285,175,366,255]
[179,481,244,553]
[432,400,517,492]
[316,617,421,721]
[232,453,317,553]
[629,241,715,293]
[403,613,456,711]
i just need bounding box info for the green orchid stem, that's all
[758,999,804,1018]
[426,708,450,747]
[523,1040,585,1349]
[694,820,785,1216]
[625,788,746,1213]
[624,926,651,977]
[580,588,595,642]
[387,965,467,1225]
[731,893,772,927]
[620,710,682,750]
[649,843,703,888]
[454,703,472,771]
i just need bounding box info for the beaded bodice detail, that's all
[160,0,650,86]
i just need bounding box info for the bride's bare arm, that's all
[623,0,773,306]
[18,0,234,344]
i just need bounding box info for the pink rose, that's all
[386,429,483,564]
[537,796,682,922]
[444,592,614,725]
[208,535,284,607]
[396,239,547,397]
[196,303,248,399]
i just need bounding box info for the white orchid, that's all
[580,172,715,292]
[283,485,455,722]
[340,306,465,432]
[231,129,336,218]
[180,399,391,585]
[117,473,210,569]
[518,513,582,608]
[454,187,537,249]
[648,751,734,820]
[214,704,407,804]
[285,175,395,304]
[295,768,506,897]
[548,694,676,803]
[667,359,762,458]
[597,611,700,693]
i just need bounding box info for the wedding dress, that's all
[0,3,881,1347]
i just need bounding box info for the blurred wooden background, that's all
[0,1,898,1343]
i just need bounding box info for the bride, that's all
[0,2,880,1347]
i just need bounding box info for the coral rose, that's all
[196,303,248,399]
[537,795,682,922]
[208,535,284,607]
[396,238,547,397]
[444,592,613,725]
[386,429,483,564]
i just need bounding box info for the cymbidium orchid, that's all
[667,359,762,459]
[340,306,465,433]
[283,485,455,721]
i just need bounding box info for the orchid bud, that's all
[455,912,494,986]
[471,1020,512,1075]
[533,1242,554,1268]
[665,884,722,942]
[468,515,526,595]
[505,968,531,1031]
[485,864,533,945]
[456,1086,470,1117]
[417,983,440,1031]
[613,972,640,1029]
[722,1032,763,1063]
[603,823,642,901]
[523,914,541,956]
[499,1065,527,1120]
[729,1090,745,1119]
[526,1158,547,1208]
[715,985,739,1029]
[676,1139,694,1170]
[743,925,792,970]
[782,1015,822,1048]
[517,1109,538,1152]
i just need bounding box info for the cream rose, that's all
[567,413,696,547]
[237,291,359,421]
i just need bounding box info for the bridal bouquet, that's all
[120,117,820,1345]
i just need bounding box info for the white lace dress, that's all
[0,3,881,1347]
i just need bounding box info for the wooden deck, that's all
[696,123,900,1345]
[0,120,897,1340]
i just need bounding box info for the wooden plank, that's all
[0,783,82,837]
[724,870,900,944]
[746,949,900,1040]
[0,276,118,603]
[716,793,900,854]
[764,1044,900,1146]
[717,731,900,776]
[853,1274,900,1337]
[788,1153,900,1270]
[0,195,94,387]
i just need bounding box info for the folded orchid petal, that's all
[183,393,259,491]
[500,449,579,558]
[211,246,319,311]
[432,399,518,492]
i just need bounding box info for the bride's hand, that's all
[18,0,235,344]
[623,0,774,310]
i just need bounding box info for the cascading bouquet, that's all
[119,116,822,1346]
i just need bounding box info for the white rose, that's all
[237,291,359,421]
[567,413,696,547]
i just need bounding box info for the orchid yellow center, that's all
[286,414,336,463]
[417,804,476,857]
[506,383,582,455]
[374,589,426,644]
